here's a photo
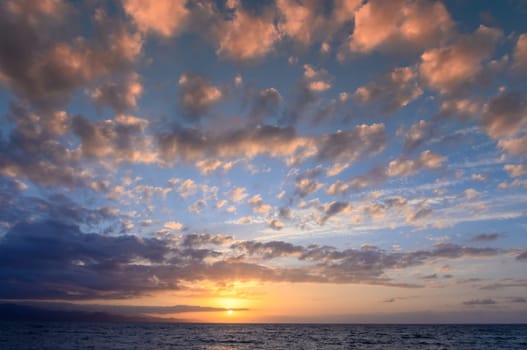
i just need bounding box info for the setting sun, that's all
[227,310,233,316]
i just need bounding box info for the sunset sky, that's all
[1,0,527,323]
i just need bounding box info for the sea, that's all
[1,322,526,349]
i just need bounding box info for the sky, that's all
[0,0,527,323]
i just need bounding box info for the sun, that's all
[227,309,233,316]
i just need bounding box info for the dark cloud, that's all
[91,73,142,112]
[177,73,223,121]
[245,87,282,123]
[470,233,501,242]
[71,114,153,163]
[517,250,527,260]
[463,298,497,306]
[353,66,422,113]
[316,124,386,163]
[0,207,508,300]
[0,102,89,188]
[0,2,141,109]
[318,201,351,224]
[482,92,527,139]
[181,233,233,247]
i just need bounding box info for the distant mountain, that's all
[0,303,177,323]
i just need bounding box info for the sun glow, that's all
[227,309,233,316]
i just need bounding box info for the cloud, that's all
[498,135,527,156]
[295,178,321,198]
[513,33,527,72]
[230,187,248,203]
[72,114,155,164]
[90,73,142,112]
[420,25,502,94]
[504,164,527,178]
[245,87,282,123]
[387,150,446,177]
[269,219,284,231]
[178,73,223,120]
[470,233,501,242]
[354,66,422,113]
[318,201,352,224]
[195,159,235,175]
[122,0,189,37]
[398,120,432,153]
[0,4,142,109]
[0,214,509,299]
[482,92,527,139]
[316,124,387,163]
[164,221,183,231]
[276,0,360,46]
[0,103,91,188]
[348,0,453,54]
[463,298,497,306]
[181,233,233,247]
[215,3,279,61]
[157,124,314,165]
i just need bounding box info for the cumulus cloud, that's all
[164,221,183,231]
[215,3,279,61]
[348,0,453,54]
[398,120,432,153]
[276,0,360,46]
[178,73,223,120]
[269,219,284,230]
[91,73,142,112]
[354,66,422,113]
[157,124,315,166]
[387,150,446,177]
[513,33,527,72]
[295,178,321,198]
[122,0,189,37]
[504,164,527,178]
[72,114,156,164]
[0,103,91,187]
[0,3,142,109]
[419,25,503,94]
[318,201,352,224]
[246,87,282,123]
[498,135,527,156]
[482,92,527,139]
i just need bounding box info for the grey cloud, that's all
[71,114,154,163]
[316,124,386,163]
[399,120,433,153]
[482,92,527,139]
[0,3,141,109]
[181,233,233,247]
[508,297,526,303]
[245,87,282,123]
[279,207,293,219]
[294,178,320,198]
[178,73,223,121]
[0,209,509,300]
[91,73,142,112]
[354,66,422,113]
[470,233,501,242]
[0,102,89,188]
[318,201,351,225]
[463,298,497,306]
[517,250,527,260]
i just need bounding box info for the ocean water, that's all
[1,322,526,349]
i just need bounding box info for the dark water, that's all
[1,322,526,349]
